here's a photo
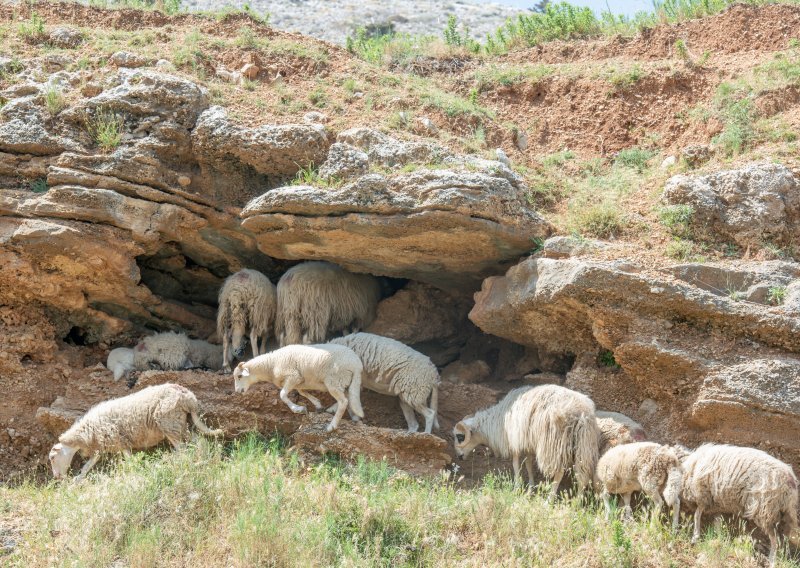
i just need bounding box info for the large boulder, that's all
[662,162,800,248]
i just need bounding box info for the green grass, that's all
[43,85,66,116]
[28,178,48,193]
[615,146,656,172]
[471,64,554,92]
[88,108,125,152]
[607,64,646,90]
[666,238,700,261]
[4,435,794,568]
[17,11,46,44]
[658,204,695,238]
[768,285,787,305]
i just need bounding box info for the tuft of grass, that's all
[43,85,66,117]
[472,64,553,91]
[17,11,46,44]
[88,108,125,152]
[666,238,699,261]
[308,86,327,108]
[572,201,624,238]
[658,204,694,238]
[29,178,48,193]
[598,349,620,369]
[236,26,258,49]
[608,64,645,90]
[615,147,655,172]
[713,82,756,156]
[768,285,787,305]
[3,435,792,567]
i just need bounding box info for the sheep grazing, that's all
[217,268,277,372]
[233,344,364,432]
[276,261,381,347]
[106,347,134,381]
[133,331,192,371]
[596,410,647,455]
[329,332,440,433]
[48,383,222,480]
[681,444,798,567]
[595,441,683,530]
[453,384,600,498]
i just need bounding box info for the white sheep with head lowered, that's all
[595,441,683,530]
[329,332,439,433]
[681,443,798,567]
[276,261,381,347]
[233,344,364,432]
[48,383,222,480]
[217,268,277,372]
[596,410,648,455]
[453,384,600,499]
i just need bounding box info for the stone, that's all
[416,116,438,136]
[441,360,491,384]
[495,148,511,167]
[48,27,84,49]
[241,167,553,289]
[177,175,191,187]
[660,155,677,169]
[336,127,449,168]
[663,162,800,248]
[317,142,368,181]
[109,51,152,69]
[155,59,174,71]
[513,128,528,151]
[303,111,328,124]
[681,144,713,168]
[240,63,260,79]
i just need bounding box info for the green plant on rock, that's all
[29,178,48,193]
[768,286,787,305]
[89,108,125,152]
[598,349,620,369]
[658,204,694,238]
[44,85,66,116]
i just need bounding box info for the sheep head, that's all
[233,362,253,394]
[49,442,78,479]
[453,419,483,460]
[230,323,248,358]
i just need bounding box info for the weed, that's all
[43,85,66,116]
[608,64,645,89]
[658,204,694,238]
[88,108,125,152]
[598,349,620,369]
[674,39,691,63]
[615,147,655,172]
[768,286,787,305]
[530,236,545,254]
[242,79,257,92]
[542,149,575,168]
[443,15,482,53]
[236,26,258,49]
[713,83,756,156]
[386,111,412,130]
[308,87,327,108]
[29,178,48,193]
[573,201,623,238]
[18,12,46,44]
[665,238,696,261]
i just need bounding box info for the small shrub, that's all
[665,238,695,261]
[443,15,482,53]
[574,201,623,238]
[608,64,645,89]
[44,85,66,116]
[29,178,48,193]
[308,87,327,108]
[236,26,259,49]
[542,149,575,168]
[386,111,412,130]
[674,39,691,63]
[658,204,694,237]
[89,108,125,152]
[242,79,257,91]
[18,11,46,44]
[292,164,323,186]
[614,147,655,172]
[768,286,787,305]
[598,349,620,369]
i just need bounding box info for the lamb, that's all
[276,261,381,347]
[133,331,192,371]
[106,347,134,381]
[233,344,364,432]
[186,339,224,371]
[595,442,683,530]
[329,332,440,433]
[681,444,798,567]
[453,384,600,499]
[596,410,648,455]
[48,383,222,480]
[217,268,277,372]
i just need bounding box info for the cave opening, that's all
[64,326,90,346]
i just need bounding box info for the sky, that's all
[488,0,655,17]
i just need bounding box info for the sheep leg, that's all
[622,493,633,520]
[767,527,778,568]
[297,390,323,411]
[326,387,349,432]
[222,334,232,373]
[398,400,419,433]
[601,489,613,519]
[512,454,522,487]
[525,454,535,486]
[250,329,260,358]
[692,507,704,544]
[75,452,101,481]
[279,376,306,414]
[411,401,436,435]
[548,471,564,502]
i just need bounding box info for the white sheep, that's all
[595,441,683,530]
[453,384,600,498]
[133,331,192,371]
[329,332,440,433]
[681,444,798,567]
[106,347,134,381]
[186,339,224,371]
[233,344,364,432]
[276,261,381,347]
[48,383,223,480]
[596,410,648,455]
[217,268,277,372]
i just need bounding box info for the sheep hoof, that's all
[292,405,307,414]
[325,424,336,433]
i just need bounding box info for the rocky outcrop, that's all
[662,162,800,248]
[469,256,800,468]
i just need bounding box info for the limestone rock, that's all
[662,162,800,248]
[48,27,84,49]
[109,51,152,69]
[241,168,552,288]
[681,144,712,168]
[337,127,449,168]
[539,235,609,259]
[317,142,369,181]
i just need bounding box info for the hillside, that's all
[1,0,800,565]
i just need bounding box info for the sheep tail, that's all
[663,463,682,508]
[347,369,365,419]
[572,412,600,490]
[430,384,440,430]
[184,394,223,436]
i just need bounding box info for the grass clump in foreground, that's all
[3,434,796,567]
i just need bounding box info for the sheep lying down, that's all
[49,383,222,480]
[133,332,224,372]
[233,344,364,432]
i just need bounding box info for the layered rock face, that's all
[470,255,800,467]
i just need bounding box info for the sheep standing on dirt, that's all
[133,331,192,371]
[106,347,134,381]
[453,384,600,498]
[595,441,683,530]
[329,332,439,433]
[276,261,381,347]
[48,383,222,480]
[217,269,277,372]
[681,444,798,567]
[233,344,364,432]
[596,410,648,455]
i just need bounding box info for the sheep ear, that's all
[241,368,250,377]
[235,362,245,369]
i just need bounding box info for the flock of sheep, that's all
[46,261,798,566]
